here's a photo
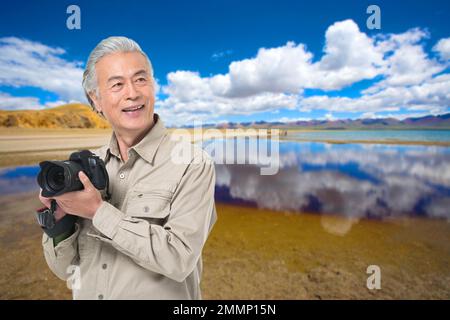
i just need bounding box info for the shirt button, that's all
[98,294,104,300]
[119,173,125,179]
[102,263,107,270]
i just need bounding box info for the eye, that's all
[136,77,147,83]
[112,82,123,89]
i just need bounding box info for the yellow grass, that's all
[0,103,110,129]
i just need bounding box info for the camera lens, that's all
[47,166,65,192]
[37,150,106,197]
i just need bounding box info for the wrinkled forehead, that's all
[95,51,151,82]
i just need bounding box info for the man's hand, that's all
[42,171,103,220]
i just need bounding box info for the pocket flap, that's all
[126,190,172,219]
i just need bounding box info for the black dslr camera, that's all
[37,150,109,197]
[36,150,110,237]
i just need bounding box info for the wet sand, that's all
[203,205,450,299]
[0,191,449,300]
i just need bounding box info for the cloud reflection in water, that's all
[210,140,450,221]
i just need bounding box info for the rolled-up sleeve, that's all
[42,223,81,280]
[92,151,217,282]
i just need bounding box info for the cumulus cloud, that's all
[0,92,71,110]
[0,37,85,102]
[313,19,384,89]
[156,70,298,126]
[157,20,449,125]
[367,29,444,89]
[209,20,384,96]
[300,73,450,115]
[1,20,449,124]
[433,37,450,61]
[0,93,45,110]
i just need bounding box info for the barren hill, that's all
[0,103,110,129]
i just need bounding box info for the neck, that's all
[114,119,155,162]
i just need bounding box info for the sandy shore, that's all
[0,129,112,167]
[0,191,449,300]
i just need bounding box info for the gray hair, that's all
[82,36,154,110]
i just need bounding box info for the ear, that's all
[88,91,102,114]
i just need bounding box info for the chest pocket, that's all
[125,189,173,226]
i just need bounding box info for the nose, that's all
[125,81,140,101]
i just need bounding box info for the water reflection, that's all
[0,166,39,195]
[209,140,450,220]
[1,140,450,220]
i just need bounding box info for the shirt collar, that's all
[106,113,167,165]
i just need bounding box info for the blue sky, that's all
[0,0,449,126]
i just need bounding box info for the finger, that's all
[39,196,51,207]
[39,189,49,199]
[79,171,94,191]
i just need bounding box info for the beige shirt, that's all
[42,114,217,300]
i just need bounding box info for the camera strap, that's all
[35,200,77,238]
[50,199,57,215]
[35,200,57,229]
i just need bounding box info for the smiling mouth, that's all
[122,105,145,113]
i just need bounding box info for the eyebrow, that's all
[107,69,149,83]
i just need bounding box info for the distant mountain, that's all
[0,103,110,129]
[201,113,450,130]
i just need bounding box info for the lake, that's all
[1,138,450,220]
[211,140,450,219]
[287,130,450,143]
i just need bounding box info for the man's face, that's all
[90,51,155,133]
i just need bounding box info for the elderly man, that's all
[38,36,217,300]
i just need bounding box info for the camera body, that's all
[37,150,109,197]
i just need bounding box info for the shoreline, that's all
[1,128,449,168]
[280,137,450,147]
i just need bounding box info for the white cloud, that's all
[0,37,85,102]
[210,20,384,96]
[157,20,449,125]
[0,92,71,110]
[156,70,298,126]
[274,116,312,122]
[326,113,336,120]
[313,19,384,90]
[220,41,313,96]
[375,27,429,52]
[211,49,233,61]
[0,93,45,110]
[374,44,443,88]
[433,37,450,60]
[300,73,450,115]
[1,21,449,124]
